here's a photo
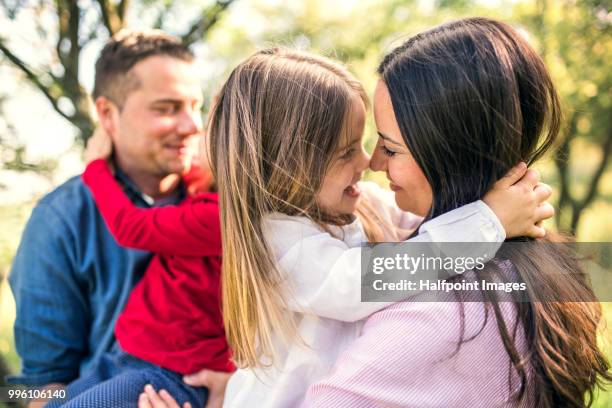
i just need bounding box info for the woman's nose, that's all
[369,145,386,172]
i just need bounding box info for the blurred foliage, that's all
[520,0,612,233]
[0,0,235,146]
[0,96,57,177]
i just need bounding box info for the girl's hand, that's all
[483,162,554,238]
[183,164,214,196]
[138,367,232,408]
[138,385,189,408]
[183,369,232,408]
[84,126,113,164]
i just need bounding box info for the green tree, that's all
[0,0,235,145]
[516,0,611,233]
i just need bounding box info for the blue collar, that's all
[114,165,186,208]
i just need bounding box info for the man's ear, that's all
[95,97,120,140]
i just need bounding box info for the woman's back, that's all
[305,293,535,407]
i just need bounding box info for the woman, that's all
[303,17,611,407]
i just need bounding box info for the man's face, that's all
[112,55,203,177]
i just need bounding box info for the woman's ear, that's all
[94,97,120,141]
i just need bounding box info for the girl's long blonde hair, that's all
[208,48,387,368]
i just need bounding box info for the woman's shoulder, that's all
[313,299,527,407]
[365,301,466,343]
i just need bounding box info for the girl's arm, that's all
[375,163,553,239]
[82,159,221,257]
[274,164,552,322]
[271,200,504,322]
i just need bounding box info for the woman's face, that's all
[370,80,433,216]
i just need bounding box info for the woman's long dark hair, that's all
[378,17,611,407]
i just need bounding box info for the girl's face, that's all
[370,80,433,216]
[317,97,370,217]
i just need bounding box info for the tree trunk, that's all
[569,123,612,232]
[554,114,612,234]
[553,114,577,232]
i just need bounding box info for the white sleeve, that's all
[275,201,506,322]
[418,200,505,243]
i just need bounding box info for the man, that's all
[8,29,203,398]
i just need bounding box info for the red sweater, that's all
[83,159,234,374]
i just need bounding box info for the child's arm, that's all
[274,200,504,322]
[277,164,552,322]
[83,159,221,257]
[376,163,553,241]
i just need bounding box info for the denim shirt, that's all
[7,170,184,386]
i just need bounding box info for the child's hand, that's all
[139,384,190,408]
[483,162,554,238]
[138,368,232,408]
[183,369,232,408]
[84,127,113,164]
[183,163,214,196]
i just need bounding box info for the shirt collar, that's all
[114,165,186,208]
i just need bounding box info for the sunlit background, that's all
[1,0,610,406]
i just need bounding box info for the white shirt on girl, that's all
[223,181,506,408]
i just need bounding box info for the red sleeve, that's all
[82,159,221,257]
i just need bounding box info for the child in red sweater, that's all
[47,132,233,408]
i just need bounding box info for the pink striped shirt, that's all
[303,298,534,407]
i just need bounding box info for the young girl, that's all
[46,136,233,408]
[195,48,550,408]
